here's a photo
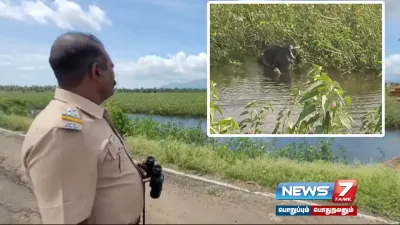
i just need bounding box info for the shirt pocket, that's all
[98,135,122,173]
[106,141,120,161]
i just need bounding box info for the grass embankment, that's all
[1,107,399,220]
[210,4,382,73]
[385,87,400,129]
[0,91,206,117]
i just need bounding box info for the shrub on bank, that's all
[0,114,32,132]
[0,109,399,220]
[385,87,400,129]
[210,4,382,73]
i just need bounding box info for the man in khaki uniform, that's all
[21,32,145,224]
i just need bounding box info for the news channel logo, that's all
[275,180,358,203]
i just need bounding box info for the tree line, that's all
[0,85,206,93]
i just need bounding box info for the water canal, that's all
[128,113,397,164]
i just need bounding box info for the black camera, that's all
[144,156,164,199]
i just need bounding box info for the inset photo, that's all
[207,0,384,137]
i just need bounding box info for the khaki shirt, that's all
[21,88,144,224]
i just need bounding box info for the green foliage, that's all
[209,65,383,134]
[0,108,350,165]
[210,4,382,73]
[104,101,133,137]
[108,92,206,116]
[107,99,208,145]
[239,100,273,134]
[129,136,400,221]
[377,61,383,77]
[0,112,398,220]
[129,117,208,146]
[0,99,34,117]
[210,81,272,134]
[275,64,354,134]
[0,90,206,117]
[385,85,400,129]
[209,81,241,134]
[0,85,205,93]
[0,114,33,131]
[361,104,382,134]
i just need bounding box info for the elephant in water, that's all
[258,44,296,82]
[260,44,295,72]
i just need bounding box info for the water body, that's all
[128,113,207,130]
[210,60,382,134]
[128,113,398,164]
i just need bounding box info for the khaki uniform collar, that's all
[54,88,105,119]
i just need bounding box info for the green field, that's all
[210,3,382,73]
[0,91,206,117]
[0,107,399,220]
[2,88,400,129]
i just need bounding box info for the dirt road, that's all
[0,130,392,224]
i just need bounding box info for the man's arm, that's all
[25,128,97,224]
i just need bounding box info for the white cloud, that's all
[0,53,48,71]
[115,52,207,82]
[386,54,400,81]
[0,51,207,88]
[18,66,36,70]
[0,0,111,31]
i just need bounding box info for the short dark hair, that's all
[49,31,108,89]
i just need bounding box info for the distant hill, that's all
[160,79,207,89]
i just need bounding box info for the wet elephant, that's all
[258,44,295,82]
[261,64,292,83]
[259,44,295,72]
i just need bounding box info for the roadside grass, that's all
[0,114,32,132]
[128,136,399,219]
[0,114,399,220]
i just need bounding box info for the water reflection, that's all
[210,60,382,133]
[128,113,207,130]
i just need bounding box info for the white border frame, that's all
[207,0,385,138]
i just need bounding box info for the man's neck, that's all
[59,86,103,105]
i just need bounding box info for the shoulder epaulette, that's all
[60,108,83,131]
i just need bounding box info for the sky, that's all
[0,0,399,88]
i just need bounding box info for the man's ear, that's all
[91,62,102,79]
